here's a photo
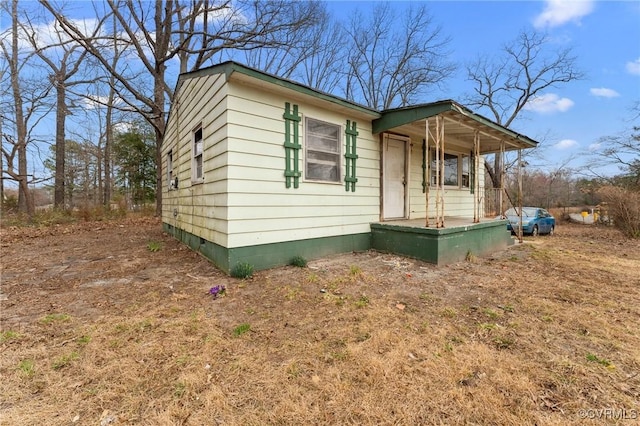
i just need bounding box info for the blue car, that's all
[505,207,555,236]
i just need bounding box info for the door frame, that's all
[381,133,411,220]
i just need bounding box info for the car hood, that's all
[506,215,532,223]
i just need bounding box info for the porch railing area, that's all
[482,187,517,218]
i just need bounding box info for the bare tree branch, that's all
[465,29,584,191]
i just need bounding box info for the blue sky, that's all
[3,0,639,181]
[328,0,640,175]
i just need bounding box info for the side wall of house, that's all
[221,81,379,268]
[163,74,380,272]
[162,72,230,250]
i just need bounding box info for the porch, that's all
[370,100,536,264]
[370,217,515,266]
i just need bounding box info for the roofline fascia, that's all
[176,61,381,118]
[373,100,539,149]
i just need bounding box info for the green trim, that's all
[163,223,231,272]
[165,220,515,273]
[283,102,302,188]
[373,100,538,150]
[228,233,371,272]
[371,220,514,265]
[421,139,427,193]
[164,222,370,273]
[176,61,380,119]
[470,150,475,195]
[374,102,452,134]
[344,120,359,192]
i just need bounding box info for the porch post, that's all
[434,117,440,228]
[499,140,505,216]
[517,148,524,243]
[438,115,445,228]
[425,118,430,227]
[473,130,480,223]
[435,115,444,228]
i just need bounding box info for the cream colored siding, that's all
[163,70,381,250]
[405,139,484,219]
[224,82,380,248]
[162,72,230,247]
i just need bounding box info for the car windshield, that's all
[505,207,538,217]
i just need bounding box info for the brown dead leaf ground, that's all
[1,216,639,425]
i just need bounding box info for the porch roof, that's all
[372,100,538,154]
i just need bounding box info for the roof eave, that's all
[373,100,539,151]
[176,61,380,119]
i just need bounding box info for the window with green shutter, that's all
[283,102,302,188]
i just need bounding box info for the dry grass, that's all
[0,219,639,425]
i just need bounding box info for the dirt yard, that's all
[1,216,639,425]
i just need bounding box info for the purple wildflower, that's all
[209,285,226,299]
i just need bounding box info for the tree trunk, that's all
[153,123,164,217]
[53,76,66,209]
[492,153,502,189]
[0,113,4,213]
[10,0,34,218]
[17,139,34,216]
[104,88,114,208]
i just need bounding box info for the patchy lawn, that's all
[1,217,639,425]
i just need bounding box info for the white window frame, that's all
[192,124,204,183]
[167,150,174,189]
[304,117,341,183]
[461,154,470,188]
[430,150,469,189]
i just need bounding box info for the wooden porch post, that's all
[517,148,524,243]
[434,117,440,228]
[438,116,445,228]
[473,130,480,223]
[499,140,505,217]
[425,118,430,227]
[433,116,444,228]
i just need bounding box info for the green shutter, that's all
[283,103,302,188]
[470,150,475,194]
[344,120,358,192]
[422,139,427,193]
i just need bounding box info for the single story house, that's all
[162,61,537,273]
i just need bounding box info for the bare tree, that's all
[0,0,54,217]
[586,102,640,187]
[241,4,345,93]
[343,3,454,109]
[42,0,322,215]
[465,30,584,189]
[18,9,100,209]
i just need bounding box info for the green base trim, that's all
[163,222,370,274]
[164,220,513,274]
[371,220,513,265]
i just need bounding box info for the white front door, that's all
[383,135,409,219]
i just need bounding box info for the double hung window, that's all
[305,118,340,182]
[430,151,471,188]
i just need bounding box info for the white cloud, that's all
[113,122,133,134]
[587,142,602,152]
[590,87,620,98]
[524,93,575,113]
[626,58,640,75]
[534,0,595,28]
[81,94,130,112]
[555,139,578,150]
